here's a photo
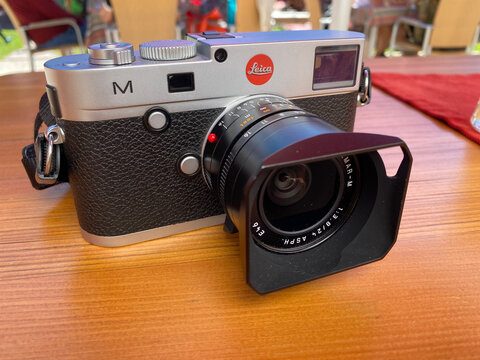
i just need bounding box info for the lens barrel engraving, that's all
[203,96,299,191]
[253,156,359,253]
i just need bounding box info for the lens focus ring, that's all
[217,110,306,208]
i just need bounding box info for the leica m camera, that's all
[23,30,412,293]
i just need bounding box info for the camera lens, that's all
[266,165,311,207]
[200,89,413,292]
[260,160,343,235]
[202,95,360,253]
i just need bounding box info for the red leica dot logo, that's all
[246,54,274,85]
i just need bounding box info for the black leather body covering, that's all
[58,92,357,237]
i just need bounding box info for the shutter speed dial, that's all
[139,40,197,61]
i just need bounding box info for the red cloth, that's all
[372,73,480,144]
[7,0,83,46]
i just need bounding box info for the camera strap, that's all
[21,92,69,190]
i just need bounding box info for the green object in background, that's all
[54,0,84,16]
[0,29,23,60]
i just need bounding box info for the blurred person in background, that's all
[178,0,231,36]
[55,0,114,45]
[409,0,439,45]
[83,0,114,45]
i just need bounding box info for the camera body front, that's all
[43,30,363,246]
[32,30,411,293]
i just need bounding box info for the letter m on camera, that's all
[113,81,133,95]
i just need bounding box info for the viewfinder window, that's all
[312,45,359,90]
[168,72,195,93]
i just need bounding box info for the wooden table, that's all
[1,55,479,359]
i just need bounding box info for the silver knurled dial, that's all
[88,42,135,65]
[139,40,197,61]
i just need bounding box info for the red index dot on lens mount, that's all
[208,133,217,143]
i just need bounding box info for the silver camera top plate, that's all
[44,30,364,122]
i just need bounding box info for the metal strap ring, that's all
[44,133,54,175]
[358,67,371,106]
[46,124,65,145]
[361,67,370,102]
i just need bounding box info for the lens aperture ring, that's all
[203,95,301,190]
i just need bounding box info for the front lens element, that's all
[254,156,359,253]
[260,160,343,235]
[266,165,311,207]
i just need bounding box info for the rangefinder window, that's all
[312,45,359,90]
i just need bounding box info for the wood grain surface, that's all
[1,55,480,359]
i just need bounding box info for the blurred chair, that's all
[304,0,322,29]
[0,0,84,71]
[389,0,480,56]
[0,9,12,43]
[235,0,264,32]
[271,0,322,29]
[109,0,177,49]
[236,0,321,32]
[0,27,11,43]
[350,0,411,58]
